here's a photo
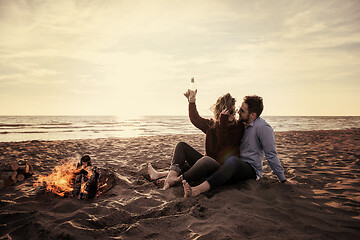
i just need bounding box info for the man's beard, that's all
[239,115,249,123]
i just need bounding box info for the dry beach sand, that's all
[0,129,360,239]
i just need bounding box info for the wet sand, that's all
[1,129,360,239]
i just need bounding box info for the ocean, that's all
[0,115,359,142]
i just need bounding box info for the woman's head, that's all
[211,93,236,122]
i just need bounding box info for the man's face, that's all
[238,102,250,123]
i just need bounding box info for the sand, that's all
[0,129,359,239]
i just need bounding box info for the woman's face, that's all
[228,105,236,122]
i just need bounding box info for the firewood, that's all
[17,174,25,182]
[0,171,17,182]
[0,162,19,171]
[0,179,5,190]
[77,155,92,168]
[17,164,30,174]
[27,162,34,175]
[20,162,34,177]
[85,168,100,199]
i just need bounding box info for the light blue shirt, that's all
[240,117,286,182]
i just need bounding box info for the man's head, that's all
[238,95,263,125]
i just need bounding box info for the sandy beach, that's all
[0,129,359,239]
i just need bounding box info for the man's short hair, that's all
[244,95,263,118]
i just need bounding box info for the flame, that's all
[34,161,78,196]
[34,160,107,198]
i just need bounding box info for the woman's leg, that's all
[169,142,203,173]
[163,142,203,190]
[182,156,220,183]
[148,163,168,180]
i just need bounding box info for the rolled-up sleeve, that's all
[259,125,286,182]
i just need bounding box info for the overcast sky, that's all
[0,0,359,116]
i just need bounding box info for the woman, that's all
[148,89,244,190]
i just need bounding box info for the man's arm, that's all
[258,124,286,182]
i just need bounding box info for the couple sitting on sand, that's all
[148,88,295,197]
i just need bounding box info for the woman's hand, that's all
[184,89,197,103]
[221,109,235,122]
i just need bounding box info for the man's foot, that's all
[183,180,211,198]
[163,171,181,190]
[183,180,193,198]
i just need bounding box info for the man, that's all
[183,95,293,197]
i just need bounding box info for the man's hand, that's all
[184,89,197,103]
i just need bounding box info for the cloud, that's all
[0,0,359,115]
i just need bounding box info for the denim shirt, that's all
[240,117,286,181]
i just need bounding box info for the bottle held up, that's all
[187,77,197,103]
[189,77,196,91]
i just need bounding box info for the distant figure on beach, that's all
[148,89,244,190]
[183,95,295,197]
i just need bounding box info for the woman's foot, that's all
[156,178,165,186]
[163,170,181,190]
[148,163,168,180]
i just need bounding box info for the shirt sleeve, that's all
[258,124,286,182]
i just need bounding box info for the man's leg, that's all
[206,156,256,189]
[182,156,220,183]
[183,180,210,198]
[183,156,256,197]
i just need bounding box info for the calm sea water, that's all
[0,116,359,142]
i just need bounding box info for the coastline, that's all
[1,129,360,239]
[1,115,359,143]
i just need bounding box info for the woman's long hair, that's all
[210,93,236,124]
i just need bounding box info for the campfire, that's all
[34,155,113,199]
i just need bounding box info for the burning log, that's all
[34,155,113,199]
[72,182,81,197]
[84,167,100,199]
[77,155,92,168]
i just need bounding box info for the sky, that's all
[0,0,359,117]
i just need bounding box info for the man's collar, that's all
[246,117,258,128]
